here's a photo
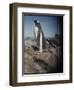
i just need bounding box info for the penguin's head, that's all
[34,20,40,25]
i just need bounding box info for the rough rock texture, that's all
[23,39,63,74]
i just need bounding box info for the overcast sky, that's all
[23,15,63,39]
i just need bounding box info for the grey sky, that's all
[23,15,63,39]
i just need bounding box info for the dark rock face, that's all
[23,37,63,74]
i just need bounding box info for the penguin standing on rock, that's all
[34,20,46,52]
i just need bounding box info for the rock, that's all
[23,38,63,74]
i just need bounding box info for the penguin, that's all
[34,20,46,52]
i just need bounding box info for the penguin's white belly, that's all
[35,26,38,38]
[40,33,42,52]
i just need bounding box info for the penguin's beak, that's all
[34,20,37,24]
